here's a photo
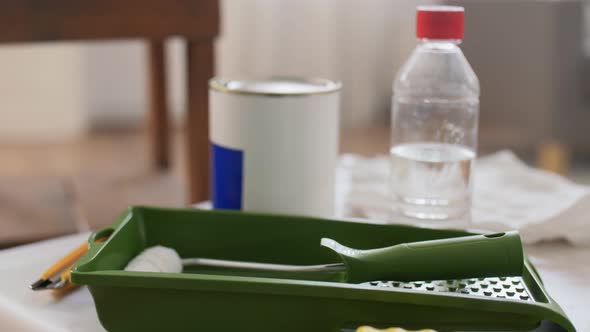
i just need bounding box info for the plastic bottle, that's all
[390,6,479,226]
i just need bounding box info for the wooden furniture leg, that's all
[186,39,214,203]
[147,39,170,169]
[537,141,570,175]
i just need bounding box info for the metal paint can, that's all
[209,77,341,217]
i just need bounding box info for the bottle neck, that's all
[419,38,462,45]
[417,39,462,52]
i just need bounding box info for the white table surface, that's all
[0,232,588,331]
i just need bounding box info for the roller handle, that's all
[321,231,524,283]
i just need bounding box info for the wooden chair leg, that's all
[147,39,170,169]
[536,141,570,175]
[186,39,214,203]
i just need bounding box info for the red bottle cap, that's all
[416,5,464,40]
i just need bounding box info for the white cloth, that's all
[340,150,590,246]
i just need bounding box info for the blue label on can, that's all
[211,143,243,209]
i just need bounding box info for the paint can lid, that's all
[209,77,341,96]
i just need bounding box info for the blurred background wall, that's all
[0,0,589,154]
[0,43,87,141]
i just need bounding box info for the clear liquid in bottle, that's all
[390,142,474,223]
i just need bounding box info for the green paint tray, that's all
[71,206,575,332]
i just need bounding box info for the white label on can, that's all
[209,90,340,217]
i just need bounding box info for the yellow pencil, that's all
[30,237,107,291]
